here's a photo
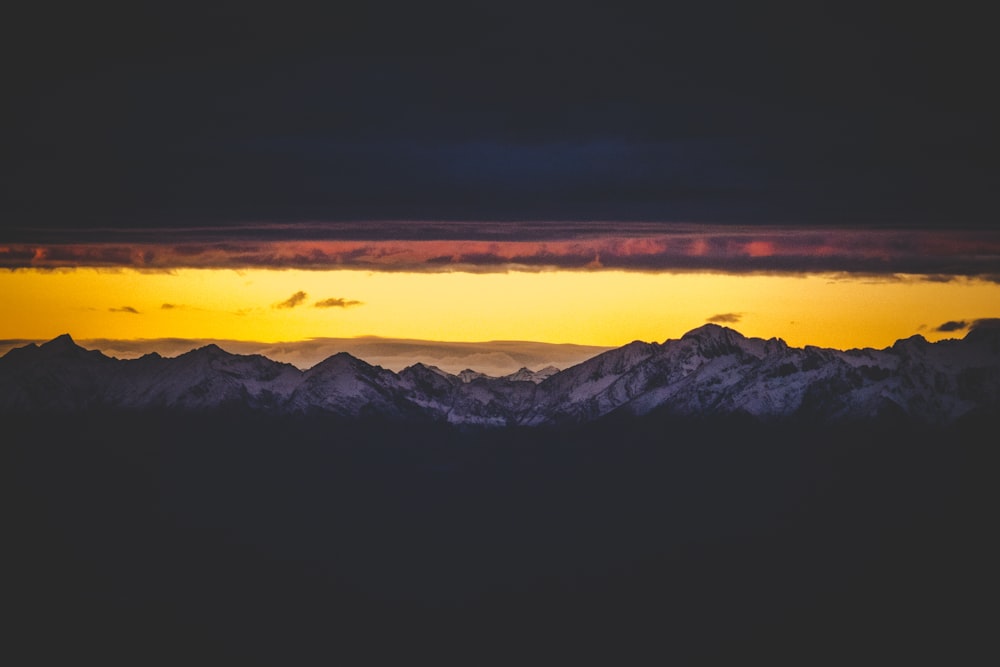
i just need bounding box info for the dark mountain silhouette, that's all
[4,328,998,665]
[2,325,998,423]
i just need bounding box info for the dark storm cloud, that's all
[274,291,307,309]
[1,3,997,232]
[109,306,140,314]
[936,321,969,332]
[314,298,363,308]
[707,313,743,324]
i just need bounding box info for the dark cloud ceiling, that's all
[2,1,997,234]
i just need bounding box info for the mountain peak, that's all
[680,323,745,341]
[2,326,998,424]
[402,362,452,379]
[41,333,79,350]
[308,351,377,374]
[184,343,232,358]
[673,324,789,360]
[907,333,929,343]
[678,324,750,352]
[891,334,930,353]
[34,334,91,358]
[458,369,488,383]
[503,365,561,384]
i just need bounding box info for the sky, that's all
[1,2,998,372]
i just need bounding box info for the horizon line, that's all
[4,322,994,377]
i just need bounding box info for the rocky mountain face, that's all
[2,325,998,424]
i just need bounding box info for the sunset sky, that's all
[2,3,997,371]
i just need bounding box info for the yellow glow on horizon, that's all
[2,267,998,350]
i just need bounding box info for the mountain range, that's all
[2,324,998,424]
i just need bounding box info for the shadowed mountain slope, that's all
[2,325,998,424]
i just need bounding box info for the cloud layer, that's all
[3,6,997,228]
[2,224,999,279]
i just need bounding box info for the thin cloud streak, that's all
[2,224,999,279]
[274,291,308,309]
[707,313,743,324]
[933,318,1000,334]
[315,298,363,308]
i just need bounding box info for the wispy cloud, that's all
[707,312,743,324]
[935,320,969,332]
[274,291,308,309]
[109,306,140,314]
[932,318,1000,334]
[314,297,363,308]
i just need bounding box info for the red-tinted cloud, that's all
[1,224,998,279]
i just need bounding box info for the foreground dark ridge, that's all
[5,411,998,664]
[1,324,998,424]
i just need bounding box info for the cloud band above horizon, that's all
[2,224,999,279]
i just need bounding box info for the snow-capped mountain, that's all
[2,325,998,424]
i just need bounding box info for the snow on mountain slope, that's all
[457,369,488,383]
[2,325,998,424]
[503,366,560,383]
[521,340,660,424]
[523,325,786,423]
[288,352,415,418]
[108,345,304,410]
[445,375,540,426]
